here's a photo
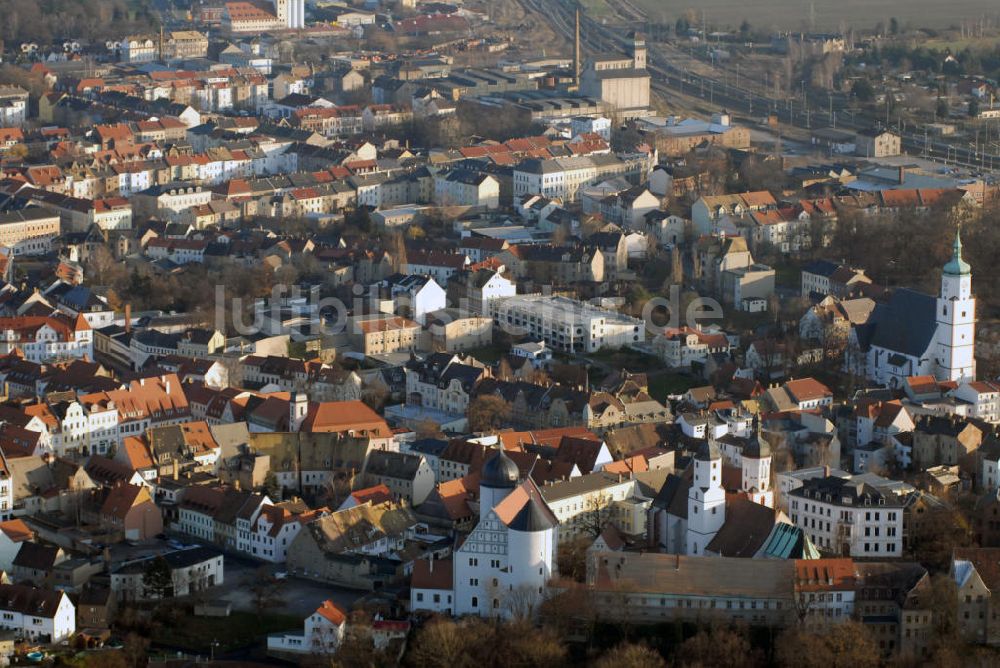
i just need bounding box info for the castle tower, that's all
[686,440,725,555]
[479,447,519,522]
[742,417,773,508]
[936,228,976,383]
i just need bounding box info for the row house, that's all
[291,107,365,137]
[80,374,191,445]
[175,486,271,553]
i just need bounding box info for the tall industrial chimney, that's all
[575,9,582,87]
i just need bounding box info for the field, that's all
[625,0,1000,32]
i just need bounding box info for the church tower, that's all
[741,417,773,508]
[686,441,725,555]
[936,228,976,383]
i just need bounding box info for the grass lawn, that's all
[648,373,697,402]
[152,611,301,652]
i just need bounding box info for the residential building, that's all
[788,476,903,557]
[490,295,643,354]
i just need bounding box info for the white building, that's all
[491,295,643,354]
[383,275,446,326]
[0,584,75,642]
[415,449,557,619]
[686,441,726,556]
[267,599,347,655]
[433,170,500,210]
[788,476,903,557]
[110,547,224,601]
[852,230,976,387]
[513,155,634,202]
[653,326,731,368]
[540,471,653,544]
[251,505,326,563]
[952,381,1000,424]
[0,87,29,127]
[0,314,92,363]
[571,116,611,141]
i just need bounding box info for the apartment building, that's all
[490,295,643,354]
[0,207,62,256]
[788,475,903,557]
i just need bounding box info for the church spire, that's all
[943,227,971,276]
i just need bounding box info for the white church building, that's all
[651,422,783,557]
[412,448,557,619]
[851,229,976,387]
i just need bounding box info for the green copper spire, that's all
[943,227,971,276]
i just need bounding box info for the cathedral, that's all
[851,229,976,387]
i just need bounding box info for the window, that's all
[471,596,478,607]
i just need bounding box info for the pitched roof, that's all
[493,478,558,531]
[314,599,347,626]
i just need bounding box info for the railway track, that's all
[517,0,1000,172]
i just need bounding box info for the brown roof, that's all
[411,557,453,590]
[784,378,833,403]
[100,484,149,520]
[794,558,857,592]
[314,599,347,626]
[0,519,33,543]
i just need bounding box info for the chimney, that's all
[172,459,179,481]
[823,464,831,478]
[124,304,132,332]
[429,555,434,573]
[898,166,905,184]
[233,478,241,491]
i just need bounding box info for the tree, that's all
[555,536,591,582]
[936,97,949,119]
[968,97,980,118]
[889,17,900,34]
[739,20,752,40]
[467,395,512,432]
[141,556,173,599]
[594,641,665,668]
[405,618,473,668]
[775,621,879,668]
[263,471,281,500]
[675,625,760,667]
[577,492,612,538]
[851,79,875,103]
[245,566,285,619]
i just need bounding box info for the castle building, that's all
[416,449,557,619]
[851,229,976,387]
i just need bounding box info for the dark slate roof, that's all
[481,448,519,489]
[802,259,840,278]
[365,450,424,481]
[860,288,937,357]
